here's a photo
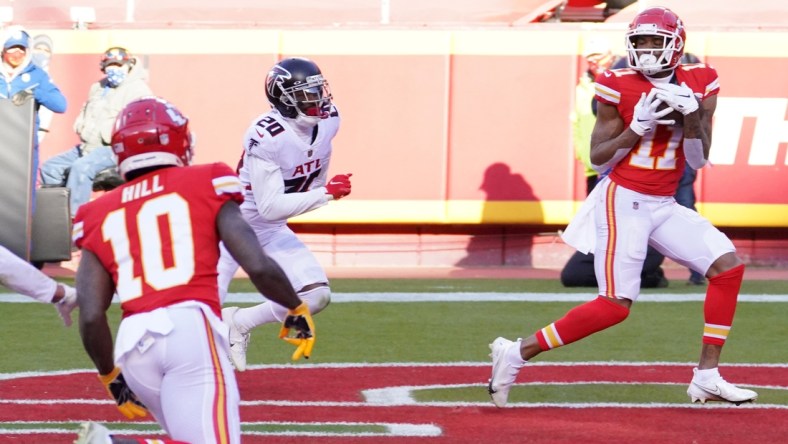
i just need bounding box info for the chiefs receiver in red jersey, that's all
[488,7,757,408]
[73,97,315,444]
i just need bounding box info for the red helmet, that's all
[625,7,686,75]
[111,97,193,179]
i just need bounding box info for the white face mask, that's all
[294,114,322,127]
[637,53,662,75]
[32,53,50,69]
[105,65,130,87]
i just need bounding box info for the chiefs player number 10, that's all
[102,193,196,302]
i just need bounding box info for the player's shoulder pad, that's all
[593,70,624,105]
[210,161,239,178]
[244,110,285,156]
[319,104,341,137]
[209,162,243,198]
[678,63,720,97]
[183,162,237,182]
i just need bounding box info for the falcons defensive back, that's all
[218,57,351,371]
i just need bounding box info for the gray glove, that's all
[11,89,34,106]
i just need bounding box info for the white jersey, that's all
[217,107,340,298]
[237,106,341,230]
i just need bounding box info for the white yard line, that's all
[2,361,787,380]
[2,292,787,303]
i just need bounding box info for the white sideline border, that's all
[2,292,786,303]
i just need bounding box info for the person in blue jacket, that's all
[0,26,67,206]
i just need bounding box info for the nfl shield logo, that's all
[633,202,639,210]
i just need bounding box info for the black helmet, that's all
[265,57,332,120]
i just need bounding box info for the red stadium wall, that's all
[28,27,788,267]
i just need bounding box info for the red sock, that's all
[703,264,744,346]
[132,439,189,444]
[536,296,629,351]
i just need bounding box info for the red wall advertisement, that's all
[36,28,787,227]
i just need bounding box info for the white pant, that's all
[217,222,327,301]
[118,306,241,444]
[594,179,735,301]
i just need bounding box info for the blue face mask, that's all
[105,66,128,87]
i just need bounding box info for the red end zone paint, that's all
[1,364,786,443]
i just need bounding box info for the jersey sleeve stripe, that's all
[595,83,620,104]
[705,78,720,96]
[212,175,243,195]
[72,221,84,245]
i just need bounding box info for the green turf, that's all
[237,300,787,365]
[1,277,786,373]
[2,277,787,294]
[416,384,788,404]
[1,276,785,421]
[229,278,788,294]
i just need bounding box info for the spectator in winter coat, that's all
[0,26,67,203]
[31,34,56,143]
[40,46,152,217]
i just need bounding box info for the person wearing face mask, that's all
[217,57,351,372]
[31,34,55,143]
[0,26,67,203]
[39,46,152,217]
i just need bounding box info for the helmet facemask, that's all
[625,7,686,76]
[277,74,332,125]
[626,29,683,76]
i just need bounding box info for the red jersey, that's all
[594,64,720,196]
[73,163,243,318]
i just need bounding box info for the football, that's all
[657,101,684,127]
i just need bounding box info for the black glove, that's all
[98,367,149,419]
[279,303,316,360]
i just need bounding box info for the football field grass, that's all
[1,278,786,373]
[1,277,787,443]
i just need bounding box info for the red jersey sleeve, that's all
[593,68,626,107]
[72,163,246,318]
[208,162,244,206]
[675,63,720,100]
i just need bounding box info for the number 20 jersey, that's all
[594,64,720,196]
[72,163,244,317]
[237,106,341,229]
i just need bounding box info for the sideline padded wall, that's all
[0,100,35,260]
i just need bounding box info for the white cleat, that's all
[73,421,111,444]
[687,368,758,405]
[222,306,250,372]
[55,284,78,327]
[488,337,524,408]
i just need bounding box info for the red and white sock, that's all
[535,296,629,351]
[131,439,189,444]
[703,264,745,346]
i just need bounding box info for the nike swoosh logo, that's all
[677,94,691,98]
[329,181,343,185]
[604,72,612,77]
[696,382,722,396]
[637,118,649,122]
